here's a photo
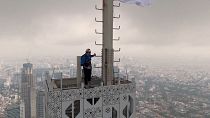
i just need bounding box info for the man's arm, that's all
[91,53,96,57]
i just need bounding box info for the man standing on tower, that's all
[81,49,96,88]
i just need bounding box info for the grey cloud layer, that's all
[0,0,210,59]
[119,0,210,46]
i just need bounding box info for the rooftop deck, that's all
[48,76,133,91]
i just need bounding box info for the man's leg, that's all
[85,69,91,87]
[87,69,92,82]
[83,68,88,85]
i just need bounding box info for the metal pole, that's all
[77,56,82,88]
[60,72,63,118]
[102,0,114,85]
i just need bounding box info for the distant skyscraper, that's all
[36,90,46,118]
[20,63,36,118]
[20,102,25,118]
[5,104,20,118]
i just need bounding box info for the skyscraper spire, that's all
[102,0,114,85]
[45,1,136,117]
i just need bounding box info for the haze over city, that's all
[0,0,210,64]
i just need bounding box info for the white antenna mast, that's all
[95,0,121,85]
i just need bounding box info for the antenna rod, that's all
[102,0,114,85]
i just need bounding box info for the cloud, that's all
[117,0,210,46]
[0,0,210,61]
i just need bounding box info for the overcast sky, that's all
[0,0,210,63]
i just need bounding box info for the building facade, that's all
[20,63,36,118]
[45,75,136,118]
[36,90,46,118]
[5,104,20,118]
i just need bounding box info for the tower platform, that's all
[45,77,136,118]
